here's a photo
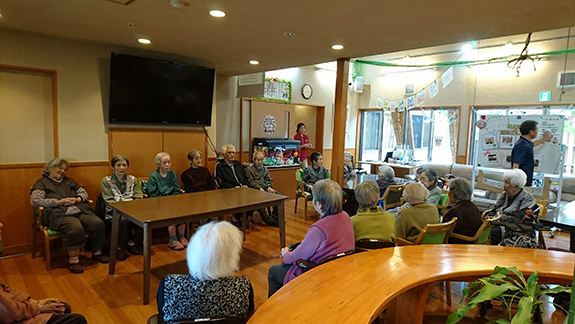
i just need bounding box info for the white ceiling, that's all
[0,0,574,76]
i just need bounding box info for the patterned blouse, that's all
[157,274,254,324]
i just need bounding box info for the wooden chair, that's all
[396,217,457,246]
[436,190,450,215]
[378,184,405,210]
[32,200,94,271]
[355,239,395,252]
[535,199,548,218]
[147,314,242,324]
[295,250,355,273]
[450,211,501,245]
[294,169,313,220]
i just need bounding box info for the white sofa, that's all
[420,163,575,204]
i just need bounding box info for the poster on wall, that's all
[482,134,498,149]
[416,89,425,105]
[499,134,517,148]
[442,66,454,88]
[429,80,439,98]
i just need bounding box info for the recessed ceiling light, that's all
[462,43,472,52]
[332,44,344,50]
[284,32,295,36]
[0,14,3,18]
[250,60,259,65]
[210,10,225,17]
[138,38,151,44]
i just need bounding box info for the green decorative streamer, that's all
[355,48,575,69]
[352,62,365,82]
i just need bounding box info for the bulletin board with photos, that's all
[476,115,564,174]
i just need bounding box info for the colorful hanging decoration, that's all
[262,115,276,134]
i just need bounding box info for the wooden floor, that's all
[0,199,571,324]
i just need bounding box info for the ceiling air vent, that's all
[557,71,575,88]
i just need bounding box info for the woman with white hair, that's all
[395,182,439,242]
[157,221,254,323]
[376,165,396,197]
[148,152,187,250]
[494,169,536,222]
[267,179,355,297]
[443,178,482,244]
[350,180,396,242]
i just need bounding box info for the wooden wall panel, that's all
[163,130,208,184]
[251,101,295,140]
[0,162,108,256]
[268,167,299,199]
[109,129,163,178]
[293,105,317,149]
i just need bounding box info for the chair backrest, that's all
[355,239,395,251]
[535,199,548,218]
[147,314,241,324]
[413,217,458,245]
[138,177,149,197]
[319,250,355,264]
[295,168,306,191]
[437,190,450,215]
[381,184,405,210]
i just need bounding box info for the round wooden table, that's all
[247,245,575,324]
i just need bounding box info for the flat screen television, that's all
[109,53,215,126]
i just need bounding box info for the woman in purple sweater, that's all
[267,179,355,297]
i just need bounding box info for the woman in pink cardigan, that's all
[267,179,355,297]
[0,278,86,324]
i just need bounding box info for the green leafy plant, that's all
[446,266,571,324]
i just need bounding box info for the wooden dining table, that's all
[247,245,575,324]
[107,187,288,305]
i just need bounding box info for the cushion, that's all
[421,163,452,178]
[450,164,474,181]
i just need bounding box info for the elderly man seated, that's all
[214,144,251,226]
[245,151,280,227]
[396,183,440,242]
[443,178,482,244]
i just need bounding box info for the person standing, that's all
[510,120,552,186]
[294,123,312,168]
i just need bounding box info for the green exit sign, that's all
[539,91,551,102]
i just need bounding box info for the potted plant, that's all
[447,266,571,324]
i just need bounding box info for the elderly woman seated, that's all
[350,180,396,242]
[343,152,357,178]
[376,165,396,197]
[494,169,536,222]
[443,178,482,244]
[157,221,254,323]
[418,168,442,205]
[30,158,108,274]
[396,183,440,242]
[267,179,355,297]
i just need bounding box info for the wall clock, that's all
[302,83,313,99]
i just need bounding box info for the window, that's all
[408,108,458,163]
[358,110,395,162]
